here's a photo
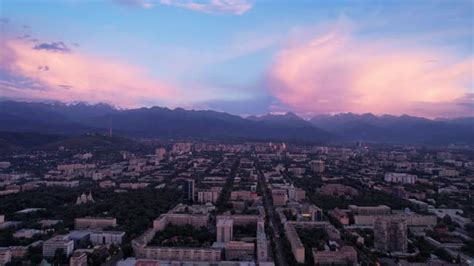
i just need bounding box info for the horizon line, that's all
[1,98,473,121]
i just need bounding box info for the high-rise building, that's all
[184,179,195,202]
[310,160,325,173]
[374,218,407,253]
[216,217,233,243]
[155,148,166,160]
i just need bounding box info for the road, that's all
[255,160,288,266]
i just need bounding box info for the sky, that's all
[0,0,473,118]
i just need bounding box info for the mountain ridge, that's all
[0,101,333,142]
[0,100,472,145]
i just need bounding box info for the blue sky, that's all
[0,0,472,117]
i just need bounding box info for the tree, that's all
[443,215,453,225]
[461,240,474,257]
[121,243,134,259]
[53,248,67,266]
[27,245,43,265]
[109,243,119,256]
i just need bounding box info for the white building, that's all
[90,231,125,245]
[384,173,417,184]
[43,235,74,257]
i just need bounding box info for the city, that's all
[0,138,473,265]
[0,0,473,265]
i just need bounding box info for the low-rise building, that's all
[349,205,391,216]
[374,217,408,253]
[136,246,222,262]
[271,189,288,206]
[13,229,42,239]
[0,248,12,265]
[310,160,325,173]
[284,223,305,264]
[69,251,87,266]
[329,208,350,225]
[312,246,357,265]
[74,217,117,230]
[90,231,125,245]
[320,184,358,197]
[384,173,417,184]
[224,241,255,261]
[43,235,74,257]
[0,162,11,169]
[216,217,233,243]
[197,187,221,204]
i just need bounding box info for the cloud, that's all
[33,41,71,53]
[115,0,253,14]
[160,0,253,15]
[0,38,180,107]
[37,65,49,72]
[115,0,155,9]
[18,34,31,40]
[58,84,73,90]
[409,94,474,118]
[117,0,254,15]
[266,27,473,118]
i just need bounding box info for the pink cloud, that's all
[267,29,473,118]
[159,0,253,15]
[0,38,179,107]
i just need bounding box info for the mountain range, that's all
[0,101,472,145]
[309,113,473,144]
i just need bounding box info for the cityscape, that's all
[0,0,473,266]
[0,134,473,265]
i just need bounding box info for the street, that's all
[255,159,288,266]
